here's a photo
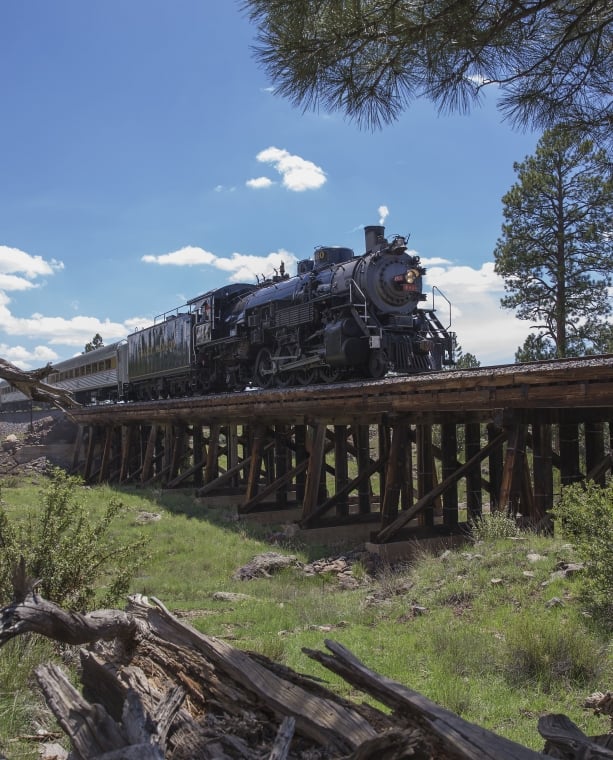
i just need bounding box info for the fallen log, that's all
[0,356,80,412]
[0,590,605,759]
[304,639,545,760]
[538,714,613,759]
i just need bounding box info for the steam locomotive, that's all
[123,224,454,400]
[0,224,455,410]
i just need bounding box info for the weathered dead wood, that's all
[538,714,613,759]
[267,716,296,760]
[136,595,377,753]
[35,662,134,759]
[0,592,142,646]
[0,356,80,412]
[344,727,432,759]
[4,591,608,759]
[1,592,379,756]
[584,691,613,728]
[304,639,547,760]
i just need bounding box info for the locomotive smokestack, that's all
[364,225,385,252]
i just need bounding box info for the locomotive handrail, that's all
[154,306,190,324]
[431,286,452,330]
[348,278,368,321]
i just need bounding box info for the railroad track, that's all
[69,354,613,427]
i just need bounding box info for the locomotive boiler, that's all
[123,225,454,400]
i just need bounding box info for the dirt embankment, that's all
[0,412,78,477]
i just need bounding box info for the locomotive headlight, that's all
[393,269,419,284]
[392,268,421,291]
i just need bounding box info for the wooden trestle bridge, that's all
[69,356,613,545]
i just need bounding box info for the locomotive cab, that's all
[190,283,257,346]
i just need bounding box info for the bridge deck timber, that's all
[69,356,613,545]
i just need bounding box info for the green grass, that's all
[0,474,612,756]
[0,637,62,759]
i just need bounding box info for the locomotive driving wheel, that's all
[254,347,275,389]
[318,365,341,383]
[295,367,317,385]
[273,346,296,388]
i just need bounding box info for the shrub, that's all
[469,510,520,542]
[0,469,150,611]
[504,612,601,691]
[552,479,613,626]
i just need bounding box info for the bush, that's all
[552,479,613,626]
[469,510,520,542]
[0,469,150,611]
[504,612,601,691]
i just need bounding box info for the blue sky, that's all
[0,0,540,369]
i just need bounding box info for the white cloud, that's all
[142,246,217,266]
[142,244,298,284]
[378,205,389,225]
[0,245,64,278]
[0,246,65,305]
[0,274,39,291]
[0,305,129,347]
[420,256,453,267]
[425,261,502,294]
[215,250,295,282]
[255,146,326,191]
[0,342,59,368]
[246,176,274,189]
[0,246,134,368]
[422,260,529,364]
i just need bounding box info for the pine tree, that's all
[83,333,104,353]
[243,0,613,145]
[493,126,613,359]
[454,345,481,369]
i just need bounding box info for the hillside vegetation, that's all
[0,474,611,758]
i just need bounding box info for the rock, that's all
[233,552,301,580]
[545,596,564,608]
[39,743,68,760]
[2,434,18,452]
[212,592,252,602]
[526,553,545,563]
